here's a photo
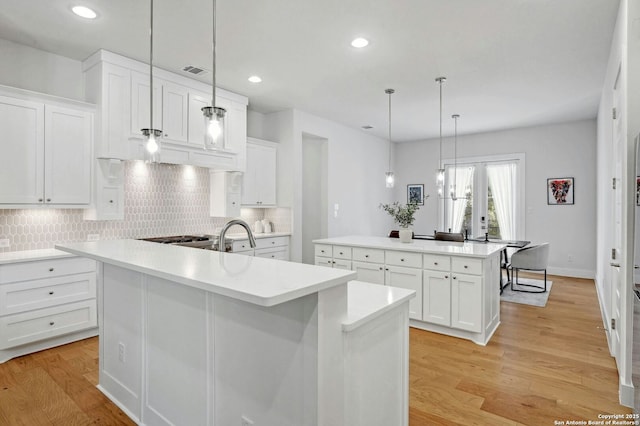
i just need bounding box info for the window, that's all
[440,154,525,240]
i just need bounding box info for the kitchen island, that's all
[56,239,414,426]
[313,236,506,345]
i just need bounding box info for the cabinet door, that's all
[44,105,92,205]
[224,98,247,167]
[241,143,260,205]
[451,273,482,332]
[257,144,277,205]
[0,96,44,204]
[161,82,189,144]
[352,261,385,285]
[98,62,131,159]
[188,90,210,147]
[422,270,451,326]
[385,266,422,320]
[130,71,162,139]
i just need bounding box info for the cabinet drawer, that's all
[451,257,482,275]
[315,257,334,267]
[352,247,385,264]
[385,251,422,268]
[333,247,352,260]
[0,299,97,350]
[333,259,352,270]
[255,236,288,250]
[255,246,288,260]
[232,240,254,252]
[423,254,451,272]
[0,257,96,284]
[315,244,333,258]
[0,272,96,315]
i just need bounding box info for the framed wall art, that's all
[547,177,574,205]
[407,184,424,205]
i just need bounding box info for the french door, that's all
[441,154,524,241]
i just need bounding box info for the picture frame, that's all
[636,177,640,206]
[547,177,574,205]
[407,184,424,205]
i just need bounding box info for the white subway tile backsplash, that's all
[0,162,291,253]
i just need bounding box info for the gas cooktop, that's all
[140,235,211,244]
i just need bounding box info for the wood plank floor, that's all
[0,274,630,425]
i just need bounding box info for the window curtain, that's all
[450,166,474,233]
[487,163,516,240]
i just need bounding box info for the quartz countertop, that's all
[225,232,290,241]
[56,239,355,307]
[313,235,506,258]
[343,281,415,332]
[0,248,76,264]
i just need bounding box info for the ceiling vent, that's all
[182,66,208,76]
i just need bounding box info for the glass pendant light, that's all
[202,0,226,150]
[435,76,446,197]
[140,0,162,163]
[385,88,395,188]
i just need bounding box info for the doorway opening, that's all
[302,133,328,265]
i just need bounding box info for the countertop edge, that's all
[0,248,76,264]
[342,281,416,332]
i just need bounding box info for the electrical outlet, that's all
[87,234,100,241]
[241,415,254,426]
[567,254,574,263]
[118,343,126,362]
[0,239,9,248]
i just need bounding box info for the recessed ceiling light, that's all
[351,38,369,48]
[71,5,97,19]
[248,75,262,83]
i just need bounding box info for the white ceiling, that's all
[0,0,619,141]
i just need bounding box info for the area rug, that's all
[500,278,553,307]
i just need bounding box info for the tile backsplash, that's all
[0,162,291,253]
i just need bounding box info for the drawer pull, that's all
[464,265,468,269]
[365,255,369,258]
[434,262,438,266]
[272,242,275,245]
[339,252,343,255]
[46,198,51,202]
[385,268,389,271]
[109,199,114,203]
[49,322,55,326]
[379,267,383,271]
[271,255,275,258]
[453,276,457,280]
[400,258,405,262]
[321,250,325,253]
[48,291,54,295]
[49,268,54,272]
[444,275,449,279]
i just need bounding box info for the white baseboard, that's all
[620,380,635,408]
[546,266,595,279]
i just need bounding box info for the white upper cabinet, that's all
[0,88,93,208]
[83,50,248,171]
[242,139,277,207]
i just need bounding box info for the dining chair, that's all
[508,243,550,293]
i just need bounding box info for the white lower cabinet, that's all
[313,241,500,345]
[422,270,451,326]
[0,254,98,363]
[385,266,422,320]
[233,236,290,260]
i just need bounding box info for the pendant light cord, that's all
[388,90,392,171]
[211,0,217,106]
[149,0,154,130]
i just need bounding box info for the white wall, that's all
[257,109,394,262]
[395,119,597,278]
[0,38,84,100]
[301,135,328,264]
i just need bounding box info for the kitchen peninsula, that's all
[55,239,415,426]
[314,236,506,345]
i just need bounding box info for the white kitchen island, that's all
[314,236,506,345]
[56,239,414,426]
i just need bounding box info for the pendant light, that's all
[140,0,162,163]
[435,76,446,197]
[385,88,395,188]
[202,0,226,150]
[450,114,460,200]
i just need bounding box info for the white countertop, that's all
[0,248,75,264]
[56,239,355,307]
[343,281,415,332]
[313,235,506,258]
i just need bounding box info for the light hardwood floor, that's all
[0,274,630,425]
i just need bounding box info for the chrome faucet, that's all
[218,219,256,251]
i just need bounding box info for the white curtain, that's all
[450,166,474,233]
[487,163,516,240]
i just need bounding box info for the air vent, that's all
[182,66,208,76]
[361,125,373,130]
